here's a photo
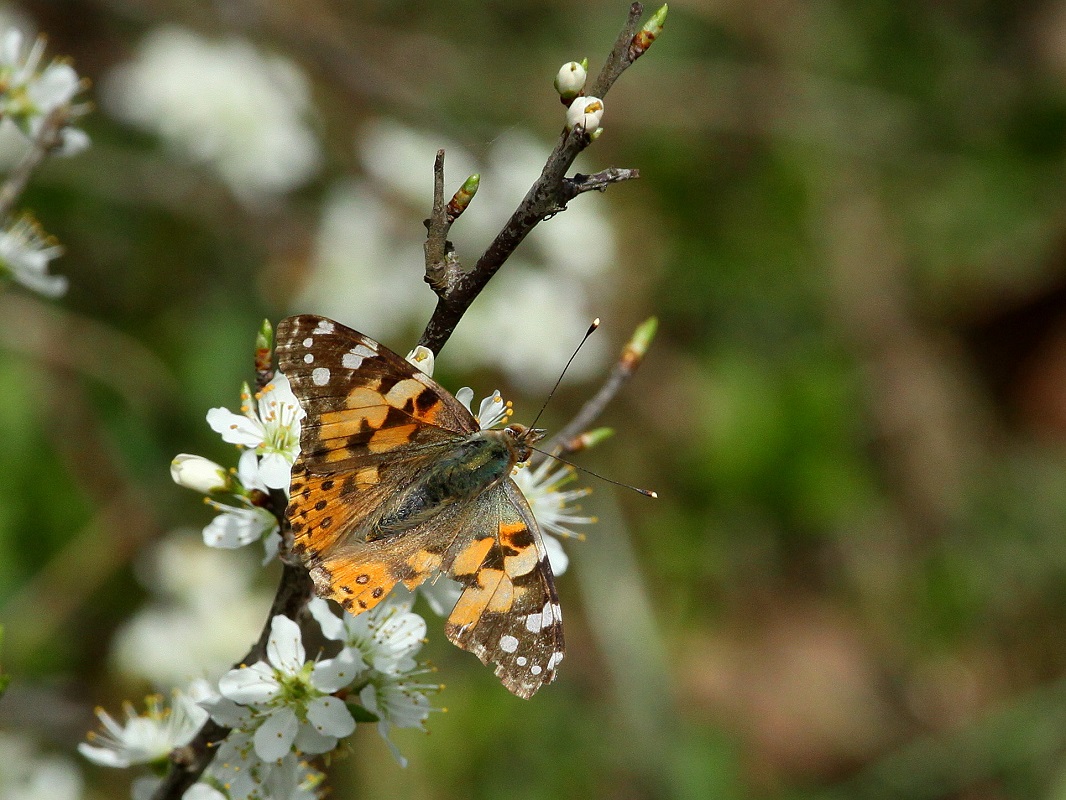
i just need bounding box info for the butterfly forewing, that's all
[275,314,565,698]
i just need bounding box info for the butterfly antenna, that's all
[528,318,600,431]
[529,446,658,498]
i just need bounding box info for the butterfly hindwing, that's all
[443,480,564,699]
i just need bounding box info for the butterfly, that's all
[275,315,564,699]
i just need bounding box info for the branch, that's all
[0,106,70,222]
[417,3,664,355]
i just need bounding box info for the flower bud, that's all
[554,60,588,102]
[171,454,231,494]
[566,96,604,132]
[405,345,435,377]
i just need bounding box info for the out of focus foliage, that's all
[6,0,1066,798]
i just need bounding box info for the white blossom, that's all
[103,26,319,200]
[207,376,304,490]
[215,616,357,762]
[0,216,66,297]
[309,592,425,676]
[0,29,88,154]
[0,733,83,800]
[78,687,209,768]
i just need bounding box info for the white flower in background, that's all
[451,266,608,389]
[512,459,594,576]
[359,118,478,208]
[0,734,84,800]
[0,29,89,154]
[294,178,434,342]
[112,531,270,685]
[566,95,604,132]
[207,375,304,490]
[78,686,209,768]
[103,26,319,200]
[216,615,357,761]
[0,215,66,297]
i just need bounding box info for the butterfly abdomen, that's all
[374,431,517,538]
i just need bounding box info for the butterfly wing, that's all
[443,479,564,699]
[276,315,477,608]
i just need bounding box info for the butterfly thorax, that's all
[373,424,544,539]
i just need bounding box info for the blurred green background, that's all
[6,0,1066,797]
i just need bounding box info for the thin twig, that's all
[417,3,656,355]
[562,168,640,201]
[423,149,450,294]
[540,319,655,458]
[0,106,70,221]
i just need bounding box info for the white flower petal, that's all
[307,597,346,641]
[253,707,298,761]
[218,662,279,704]
[292,723,337,756]
[206,407,263,447]
[184,783,227,800]
[257,451,293,490]
[201,695,255,728]
[543,534,569,575]
[306,695,356,739]
[311,649,363,693]
[266,615,305,672]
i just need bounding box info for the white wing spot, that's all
[342,344,377,370]
[530,664,543,675]
[525,613,542,632]
[302,337,313,347]
[499,635,519,653]
[312,367,330,386]
[547,651,563,670]
[303,353,314,363]
[516,656,527,666]
[313,320,335,334]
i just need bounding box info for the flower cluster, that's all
[0,29,89,153]
[82,595,440,797]
[172,374,304,562]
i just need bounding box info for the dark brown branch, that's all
[151,562,314,800]
[0,106,70,222]
[562,168,640,201]
[417,3,657,356]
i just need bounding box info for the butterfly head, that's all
[503,423,546,463]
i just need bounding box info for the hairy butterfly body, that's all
[275,315,563,699]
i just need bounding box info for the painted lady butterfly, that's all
[276,315,564,699]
